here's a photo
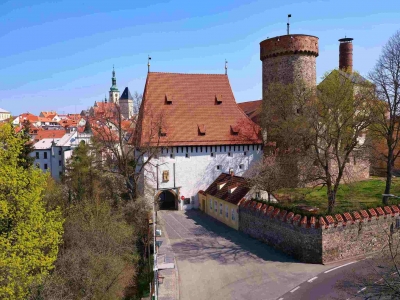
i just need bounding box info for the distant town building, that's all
[0,108,11,121]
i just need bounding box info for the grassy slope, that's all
[274,177,400,215]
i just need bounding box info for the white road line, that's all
[307,276,318,283]
[290,286,300,293]
[357,287,367,293]
[324,261,357,273]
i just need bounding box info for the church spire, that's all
[110,65,118,92]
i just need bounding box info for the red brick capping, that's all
[360,210,369,220]
[239,200,400,230]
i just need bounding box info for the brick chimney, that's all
[339,37,353,72]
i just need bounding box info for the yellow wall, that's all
[202,193,239,230]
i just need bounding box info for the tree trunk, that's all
[327,188,336,214]
[384,149,394,206]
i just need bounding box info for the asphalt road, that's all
[158,210,332,300]
[278,258,399,300]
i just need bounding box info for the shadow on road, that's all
[169,210,300,266]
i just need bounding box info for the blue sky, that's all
[0,0,399,116]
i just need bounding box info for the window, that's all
[58,150,62,155]
[162,170,169,182]
[225,205,229,218]
[216,165,221,170]
[255,192,260,199]
[59,160,62,166]
[44,164,48,170]
[185,153,190,158]
[210,199,213,210]
[35,152,39,159]
[228,152,232,157]
[214,200,218,212]
[231,209,236,221]
[184,198,190,205]
[220,203,223,215]
[170,153,175,159]
[244,151,247,156]
[44,152,48,159]
[211,152,214,157]
[239,164,244,169]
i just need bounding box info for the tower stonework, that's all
[260,34,319,98]
[339,37,353,72]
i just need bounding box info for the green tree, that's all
[17,120,35,169]
[0,122,64,300]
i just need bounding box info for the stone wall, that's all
[238,200,400,264]
[239,201,322,263]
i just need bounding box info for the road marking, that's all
[324,261,357,273]
[357,287,367,293]
[307,277,318,283]
[290,286,300,293]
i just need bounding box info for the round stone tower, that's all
[260,34,319,98]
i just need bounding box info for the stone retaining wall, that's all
[239,200,400,264]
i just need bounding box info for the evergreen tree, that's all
[18,120,35,169]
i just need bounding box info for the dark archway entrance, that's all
[158,190,177,210]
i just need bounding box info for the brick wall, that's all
[239,200,400,264]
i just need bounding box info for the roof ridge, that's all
[149,71,226,76]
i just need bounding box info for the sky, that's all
[0,0,399,116]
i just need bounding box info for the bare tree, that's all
[261,72,376,214]
[368,30,400,206]
[133,91,142,115]
[90,100,165,200]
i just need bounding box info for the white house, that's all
[31,131,92,180]
[0,108,11,121]
[137,72,263,210]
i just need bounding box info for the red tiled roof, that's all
[35,129,66,141]
[19,113,39,123]
[238,100,262,125]
[204,173,250,205]
[138,72,261,146]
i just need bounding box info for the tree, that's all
[91,101,164,200]
[368,30,400,205]
[0,123,64,300]
[262,71,376,214]
[246,148,299,202]
[17,120,35,169]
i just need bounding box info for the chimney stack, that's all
[339,37,353,73]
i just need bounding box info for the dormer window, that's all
[159,128,167,137]
[215,94,222,105]
[217,182,227,190]
[198,124,206,135]
[165,93,173,105]
[231,125,240,135]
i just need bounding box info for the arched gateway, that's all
[155,189,178,210]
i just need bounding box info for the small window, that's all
[59,160,62,166]
[220,203,223,215]
[210,152,214,157]
[44,152,48,159]
[44,163,48,170]
[231,208,236,221]
[225,205,229,218]
[210,199,213,210]
[35,152,39,159]
[228,152,232,157]
[58,150,62,155]
[216,165,221,170]
[214,200,218,212]
[244,151,247,156]
[239,164,244,169]
[170,153,175,159]
[185,153,190,158]
[255,192,260,199]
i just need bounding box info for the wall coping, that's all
[239,200,400,229]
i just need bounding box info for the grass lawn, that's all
[274,177,400,215]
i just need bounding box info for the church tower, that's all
[109,66,120,104]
